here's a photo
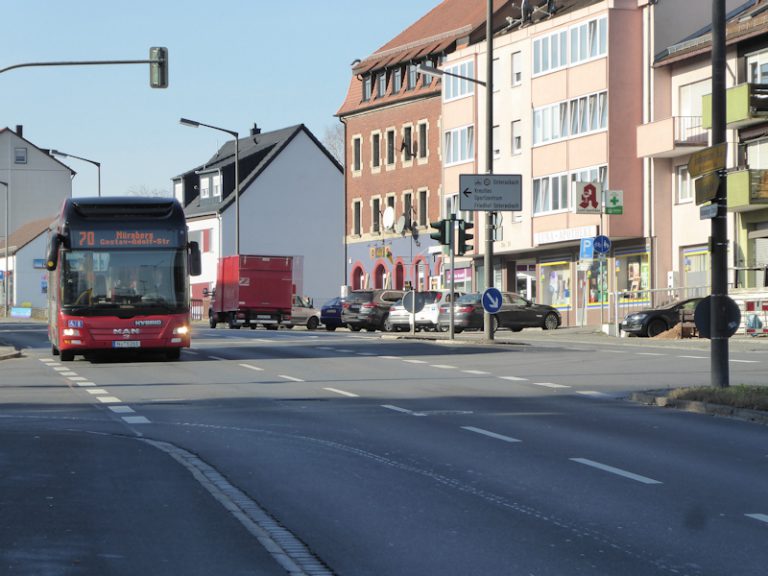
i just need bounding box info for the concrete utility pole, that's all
[710,0,729,388]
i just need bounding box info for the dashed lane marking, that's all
[679,355,707,359]
[96,396,122,404]
[462,370,491,375]
[533,382,571,389]
[239,363,263,371]
[323,387,359,397]
[86,389,109,395]
[403,359,428,364]
[208,355,227,361]
[730,359,760,363]
[109,406,136,414]
[745,513,768,525]
[461,426,522,443]
[570,457,662,485]
[500,376,528,381]
[279,375,304,382]
[122,416,151,424]
[430,364,457,369]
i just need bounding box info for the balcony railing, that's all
[673,116,708,146]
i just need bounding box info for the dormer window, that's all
[393,68,402,93]
[377,72,387,98]
[408,63,419,90]
[363,76,372,101]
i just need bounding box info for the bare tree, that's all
[321,122,345,166]
[126,186,171,198]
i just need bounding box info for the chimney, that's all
[250,123,261,137]
[15,125,23,138]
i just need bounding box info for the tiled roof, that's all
[0,216,53,253]
[655,0,764,66]
[337,0,510,118]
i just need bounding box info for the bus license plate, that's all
[113,341,141,348]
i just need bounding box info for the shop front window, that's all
[614,250,650,303]
[539,261,571,308]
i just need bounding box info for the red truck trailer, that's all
[207,255,293,329]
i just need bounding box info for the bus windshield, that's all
[60,249,189,312]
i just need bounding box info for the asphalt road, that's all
[1,320,767,575]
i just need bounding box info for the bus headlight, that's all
[63,328,81,337]
[173,325,189,336]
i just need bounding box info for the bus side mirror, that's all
[188,241,201,276]
[46,234,62,271]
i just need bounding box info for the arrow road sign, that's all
[482,287,503,314]
[459,174,522,212]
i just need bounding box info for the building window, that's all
[353,200,361,236]
[418,121,428,160]
[200,177,210,199]
[511,51,522,86]
[352,136,362,172]
[363,76,372,101]
[533,30,567,76]
[676,165,692,203]
[403,192,413,227]
[748,49,768,83]
[408,63,419,90]
[212,174,221,197]
[377,72,387,98]
[418,189,428,227]
[533,91,607,146]
[532,165,607,215]
[372,197,381,234]
[569,16,607,66]
[444,125,475,166]
[393,68,402,93]
[539,260,571,308]
[372,132,381,169]
[402,125,413,161]
[386,129,396,166]
[14,147,27,164]
[511,120,522,155]
[444,60,475,101]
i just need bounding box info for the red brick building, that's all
[336,0,511,291]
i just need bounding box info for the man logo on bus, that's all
[579,183,599,209]
[114,328,140,336]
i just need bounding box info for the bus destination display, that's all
[74,229,182,248]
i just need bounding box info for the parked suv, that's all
[342,289,404,331]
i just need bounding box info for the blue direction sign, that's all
[482,287,503,314]
[593,235,611,254]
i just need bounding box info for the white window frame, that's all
[14,147,27,164]
[569,16,607,67]
[401,123,414,166]
[511,120,522,155]
[371,131,382,172]
[532,164,607,216]
[443,60,476,102]
[444,125,475,166]
[377,72,387,98]
[417,120,429,163]
[371,196,382,234]
[533,91,607,146]
[511,51,522,86]
[386,128,396,168]
[363,76,372,101]
[533,30,567,77]
[676,165,692,204]
[212,174,221,197]
[393,67,402,93]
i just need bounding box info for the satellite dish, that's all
[394,215,406,234]
[382,206,395,230]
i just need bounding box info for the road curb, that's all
[0,346,21,361]
[629,390,768,426]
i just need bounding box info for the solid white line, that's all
[239,363,263,371]
[379,355,401,360]
[577,391,611,398]
[462,370,491,375]
[323,387,359,397]
[96,396,122,404]
[403,359,427,364]
[431,364,457,369]
[381,404,413,414]
[730,359,760,364]
[533,382,571,389]
[745,513,768,525]
[122,416,151,424]
[208,355,227,361]
[86,389,109,395]
[637,352,665,356]
[279,375,304,382]
[500,376,528,381]
[109,406,136,414]
[570,458,662,485]
[461,426,521,443]
[679,355,707,359]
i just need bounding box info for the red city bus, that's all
[46,197,201,361]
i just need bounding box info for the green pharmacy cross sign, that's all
[604,189,623,215]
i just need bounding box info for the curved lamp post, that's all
[180,117,240,255]
[51,150,101,197]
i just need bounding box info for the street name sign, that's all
[699,202,719,220]
[459,174,522,212]
[687,142,726,179]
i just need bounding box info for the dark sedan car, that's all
[619,297,703,337]
[320,297,345,331]
[437,292,561,333]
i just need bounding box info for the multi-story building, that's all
[336,0,513,292]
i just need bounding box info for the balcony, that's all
[636,116,708,159]
[726,169,768,212]
[703,83,768,130]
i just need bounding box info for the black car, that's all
[619,297,703,337]
[437,291,561,333]
[341,289,404,331]
[320,297,345,331]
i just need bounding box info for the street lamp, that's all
[50,150,101,197]
[1,180,8,317]
[417,0,495,340]
[180,117,240,255]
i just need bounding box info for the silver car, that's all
[283,295,321,330]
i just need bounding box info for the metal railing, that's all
[674,116,708,146]
[608,285,710,328]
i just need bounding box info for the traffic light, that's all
[429,219,448,245]
[458,220,473,256]
[149,47,168,88]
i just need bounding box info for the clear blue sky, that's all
[0,0,438,198]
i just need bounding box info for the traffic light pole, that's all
[484,0,495,341]
[449,215,456,340]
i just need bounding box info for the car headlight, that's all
[626,313,648,322]
[173,325,189,335]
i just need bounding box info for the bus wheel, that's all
[166,348,181,361]
[60,350,75,362]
